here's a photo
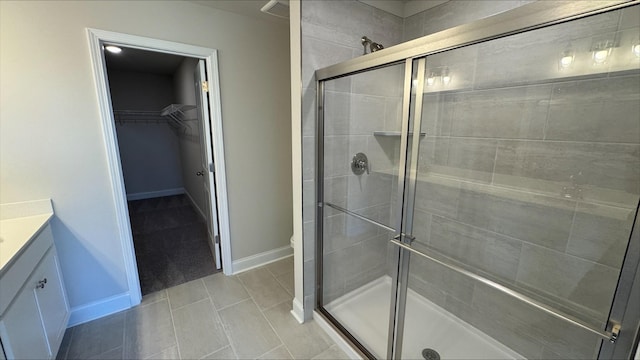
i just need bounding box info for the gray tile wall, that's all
[406,6,640,359]
[301,0,404,318]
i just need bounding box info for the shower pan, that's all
[314,1,640,359]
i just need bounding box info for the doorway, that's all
[104,47,220,295]
[87,29,233,305]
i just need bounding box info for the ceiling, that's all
[191,0,289,24]
[104,46,186,75]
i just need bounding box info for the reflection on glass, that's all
[403,5,639,360]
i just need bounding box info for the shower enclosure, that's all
[315,1,640,359]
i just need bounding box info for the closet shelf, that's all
[373,131,427,137]
[113,104,196,135]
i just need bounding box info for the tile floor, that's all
[128,195,219,294]
[56,257,349,360]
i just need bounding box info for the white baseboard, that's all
[231,246,293,275]
[184,189,207,222]
[290,298,304,324]
[126,188,185,201]
[67,292,132,327]
[313,311,363,360]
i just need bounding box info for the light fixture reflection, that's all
[593,49,609,64]
[441,69,451,85]
[426,74,436,86]
[105,45,122,54]
[633,43,640,57]
[559,45,574,70]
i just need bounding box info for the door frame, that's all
[86,28,234,306]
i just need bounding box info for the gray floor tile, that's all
[90,347,123,360]
[263,302,333,359]
[140,289,167,306]
[238,269,292,310]
[173,299,229,359]
[275,271,295,297]
[265,256,294,277]
[218,299,282,359]
[144,346,179,359]
[124,300,176,359]
[201,346,237,360]
[67,312,125,359]
[257,345,293,359]
[312,345,350,360]
[202,273,250,309]
[167,278,209,309]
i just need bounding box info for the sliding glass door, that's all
[317,2,640,359]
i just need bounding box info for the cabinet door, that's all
[33,250,69,357]
[0,285,50,359]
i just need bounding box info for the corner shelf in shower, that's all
[373,131,427,137]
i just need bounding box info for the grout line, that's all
[166,290,182,360]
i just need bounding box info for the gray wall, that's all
[173,58,207,217]
[0,0,291,322]
[109,69,184,196]
[402,0,531,41]
[300,0,404,318]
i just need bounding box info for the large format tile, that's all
[144,346,178,360]
[172,299,228,360]
[264,302,333,359]
[257,345,293,360]
[494,139,640,196]
[516,243,620,320]
[167,278,208,309]
[238,269,292,310]
[67,312,125,359]
[448,84,550,140]
[124,300,176,359]
[202,273,250,310]
[265,256,294,277]
[566,202,635,268]
[428,215,522,282]
[312,345,350,359]
[471,282,602,359]
[202,346,237,360]
[218,299,282,359]
[421,137,498,183]
[546,75,640,143]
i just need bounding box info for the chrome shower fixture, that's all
[361,36,384,55]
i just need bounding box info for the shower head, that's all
[361,36,384,55]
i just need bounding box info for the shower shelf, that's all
[373,131,426,137]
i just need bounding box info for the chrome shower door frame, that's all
[314,1,640,358]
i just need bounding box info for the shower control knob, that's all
[351,152,369,175]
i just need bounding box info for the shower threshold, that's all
[324,276,523,359]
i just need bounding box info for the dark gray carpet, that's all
[128,195,219,295]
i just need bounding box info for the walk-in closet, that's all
[105,47,220,295]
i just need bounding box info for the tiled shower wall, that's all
[406,6,640,359]
[300,0,403,318]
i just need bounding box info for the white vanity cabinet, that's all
[0,204,69,360]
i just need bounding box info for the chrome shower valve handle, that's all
[351,152,369,175]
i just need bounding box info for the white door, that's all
[194,60,221,269]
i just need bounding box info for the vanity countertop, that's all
[0,199,53,273]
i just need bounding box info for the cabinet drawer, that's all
[0,225,53,315]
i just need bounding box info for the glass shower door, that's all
[317,61,410,358]
[396,5,640,359]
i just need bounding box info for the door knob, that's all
[196,171,204,176]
